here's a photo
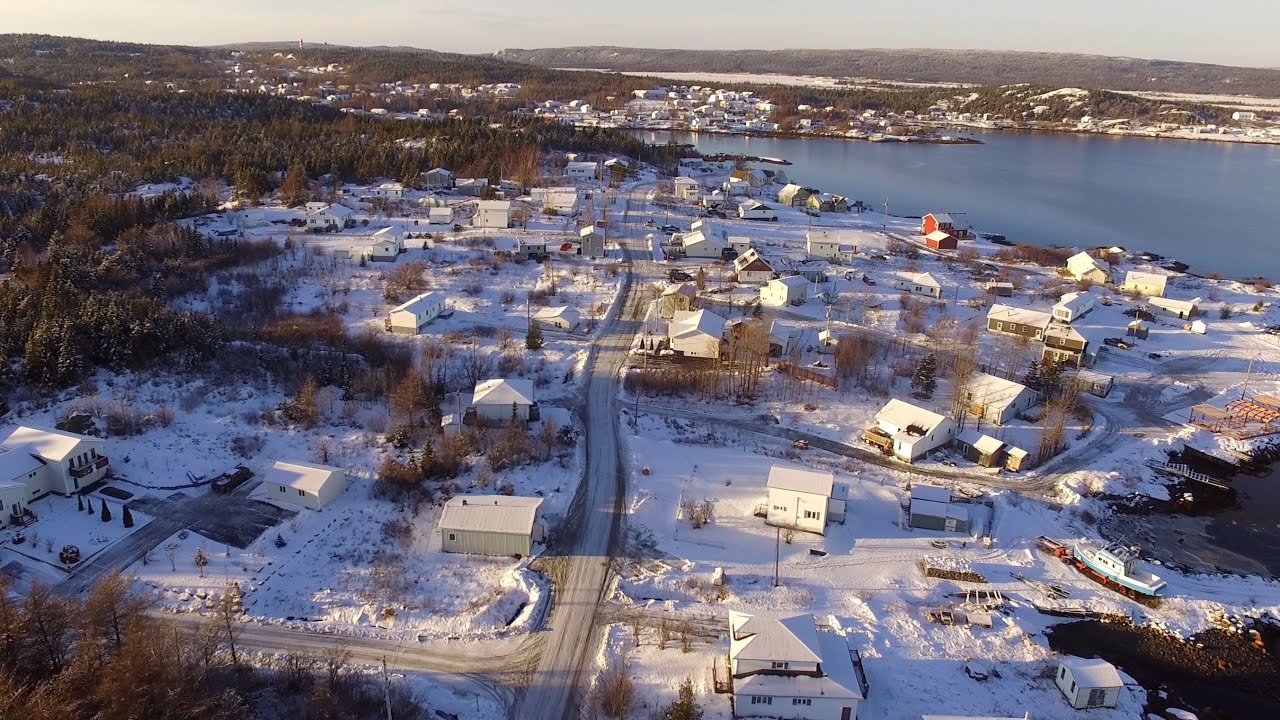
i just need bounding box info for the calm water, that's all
[640,130,1280,280]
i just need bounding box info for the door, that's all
[945,517,958,532]
[1087,688,1107,707]
[841,707,852,720]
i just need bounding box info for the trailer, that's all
[211,466,253,494]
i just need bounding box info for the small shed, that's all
[439,495,544,557]
[955,430,1005,468]
[1003,446,1030,472]
[1055,656,1124,709]
[428,207,454,225]
[924,230,957,250]
[1126,319,1149,340]
[1073,369,1115,398]
[985,282,1014,297]
[261,461,345,510]
[908,484,969,533]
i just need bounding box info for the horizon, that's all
[6,0,1279,69]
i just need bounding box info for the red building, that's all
[924,230,957,250]
[921,212,972,240]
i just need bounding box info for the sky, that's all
[7,0,1279,68]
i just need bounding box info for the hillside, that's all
[493,47,1280,98]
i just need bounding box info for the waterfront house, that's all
[865,399,956,463]
[921,212,972,240]
[1043,324,1091,367]
[777,183,817,208]
[1121,271,1167,297]
[1066,252,1110,285]
[738,200,779,221]
[673,176,701,201]
[986,305,1052,340]
[1149,296,1199,320]
[923,230,957,250]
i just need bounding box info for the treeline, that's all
[0,572,426,719]
[0,33,220,86]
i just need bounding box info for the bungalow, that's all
[305,203,353,232]
[1052,291,1097,324]
[679,229,728,259]
[578,225,605,258]
[1121,271,1167,297]
[388,291,446,335]
[0,427,110,513]
[1066,252,1110,285]
[727,236,753,255]
[453,177,489,196]
[472,200,512,229]
[1149,296,1199,320]
[738,200,779,222]
[987,305,1052,341]
[907,484,970,533]
[370,182,405,200]
[816,328,839,355]
[792,261,828,284]
[733,249,775,284]
[729,611,867,720]
[729,167,769,188]
[668,309,726,359]
[516,237,549,258]
[894,272,943,300]
[921,212,972,240]
[1054,656,1124,709]
[806,230,855,262]
[422,167,454,189]
[761,276,808,306]
[1073,369,1115,398]
[260,461,345,511]
[566,160,599,181]
[427,206,454,225]
[962,372,1039,425]
[985,281,1014,297]
[777,183,817,208]
[659,283,699,320]
[532,305,580,331]
[470,378,536,424]
[439,495,544,557]
[764,465,847,535]
[673,176,701,202]
[725,177,754,197]
[923,230,957,250]
[867,399,956,463]
[356,226,402,262]
[955,430,1006,468]
[543,190,580,216]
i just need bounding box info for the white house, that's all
[1121,271,1167,297]
[761,276,808,306]
[428,206,454,225]
[0,426,109,498]
[388,291,446,335]
[765,465,847,535]
[961,372,1039,426]
[471,378,535,424]
[893,272,943,299]
[673,176,701,201]
[733,248,775,284]
[727,236,753,255]
[1065,252,1109,285]
[371,182,405,200]
[357,226,402,262]
[439,495,544,557]
[306,203,353,231]
[1051,291,1098,324]
[1054,657,1124,709]
[516,237,549,258]
[679,229,727,259]
[532,305,580,331]
[566,160,599,181]
[543,190,580,216]
[870,399,956,463]
[729,611,867,720]
[1149,296,1200,320]
[668,309,725,359]
[261,461,345,510]
[472,200,512,229]
[422,167,454,189]
[578,225,605,258]
[804,230,855,262]
[738,200,778,221]
[907,484,970,533]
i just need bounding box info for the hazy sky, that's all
[8,0,1279,68]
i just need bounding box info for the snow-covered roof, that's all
[1059,656,1123,688]
[927,212,968,230]
[533,305,579,323]
[767,465,835,498]
[472,378,534,407]
[308,203,352,218]
[566,161,597,171]
[1055,291,1096,309]
[426,167,452,176]
[965,372,1034,409]
[670,309,725,341]
[987,304,1052,328]
[663,282,697,298]
[924,230,953,242]
[807,229,842,246]
[1043,323,1087,345]
[770,275,808,289]
[579,224,602,238]
[673,176,698,186]
[263,461,343,495]
[477,200,512,211]
[876,399,948,435]
[680,229,722,249]
[730,612,863,701]
[390,291,444,316]
[733,248,773,273]
[428,207,452,217]
[1066,251,1103,276]
[1123,271,1167,290]
[1149,296,1199,313]
[0,444,45,482]
[973,434,1005,455]
[910,484,952,504]
[438,495,542,535]
[897,271,941,288]
[730,611,822,663]
[1,426,98,462]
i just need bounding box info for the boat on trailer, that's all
[1072,542,1167,597]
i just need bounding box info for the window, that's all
[1087,688,1107,707]
[298,489,305,496]
[1070,681,1076,695]
[995,321,1004,331]
[792,698,812,706]
[750,696,772,705]
[279,485,286,493]
[1059,667,1066,679]
[771,661,789,670]
[448,533,456,541]
[803,510,820,520]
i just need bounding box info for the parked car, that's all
[669,269,693,282]
[861,274,876,286]
[659,224,681,233]
[793,439,810,450]
[1147,352,1162,359]
[1103,337,1131,349]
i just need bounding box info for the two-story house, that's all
[729,611,868,720]
[986,305,1052,341]
[865,399,955,463]
[764,465,847,535]
[1043,324,1091,367]
[1,426,111,526]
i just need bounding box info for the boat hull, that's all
[1072,546,1166,597]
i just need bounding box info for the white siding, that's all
[765,488,829,535]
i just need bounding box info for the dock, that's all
[1148,461,1231,490]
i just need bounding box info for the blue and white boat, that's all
[1072,542,1167,597]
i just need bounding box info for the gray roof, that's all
[439,495,542,535]
[472,378,534,407]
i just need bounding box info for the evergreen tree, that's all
[910,353,938,398]
[664,679,703,720]
[100,501,111,523]
[1022,360,1045,393]
[1041,360,1065,398]
[77,494,84,512]
[122,505,134,528]
[525,321,545,350]
[86,498,94,514]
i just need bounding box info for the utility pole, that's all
[381,656,393,720]
[773,526,781,587]
[1242,356,1255,400]
[882,198,889,232]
